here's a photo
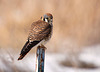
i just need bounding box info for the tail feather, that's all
[18,40,40,60]
[18,54,25,60]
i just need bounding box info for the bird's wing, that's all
[18,20,51,60]
[28,20,52,41]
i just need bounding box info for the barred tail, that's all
[18,40,40,60]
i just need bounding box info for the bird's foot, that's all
[38,45,47,50]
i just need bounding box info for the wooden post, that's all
[36,46,45,72]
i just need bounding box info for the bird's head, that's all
[41,13,53,25]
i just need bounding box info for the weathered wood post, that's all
[35,46,45,72]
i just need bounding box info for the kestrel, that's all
[18,13,53,60]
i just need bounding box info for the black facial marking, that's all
[46,18,48,19]
[50,16,53,19]
[41,17,42,19]
[43,18,45,21]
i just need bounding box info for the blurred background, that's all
[0,0,100,72]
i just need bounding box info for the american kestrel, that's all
[18,13,53,60]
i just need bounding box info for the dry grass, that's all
[0,0,100,53]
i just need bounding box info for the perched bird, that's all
[18,13,53,60]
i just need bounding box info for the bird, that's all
[18,13,53,60]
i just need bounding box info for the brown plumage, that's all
[18,13,53,60]
[29,20,52,41]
